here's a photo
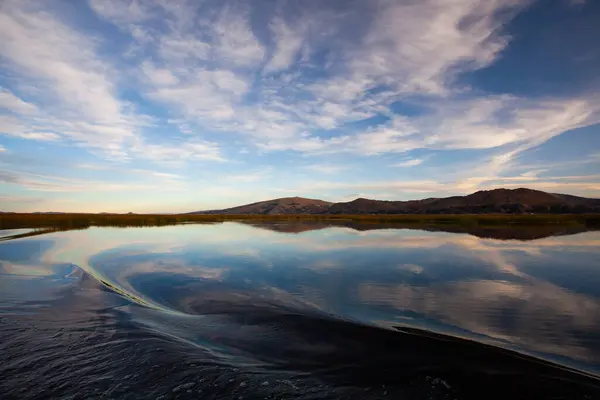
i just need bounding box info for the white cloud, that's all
[82,0,599,164]
[0,1,147,154]
[349,0,527,95]
[131,138,225,164]
[158,35,211,61]
[304,164,347,174]
[0,5,122,123]
[88,0,153,25]
[77,163,184,181]
[392,158,424,168]
[212,4,264,67]
[19,132,60,141]
[0,88,37,114]
[289,170,600,200]
[225,169,273,183]
[2,0,598,207]
[0,115,59,141]
[145,67,250,124]
[0,168,185,193]
[141,61,179,86]
[132,169,182,180]
[263,17,305,74]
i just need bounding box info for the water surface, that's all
[1,222,599,399]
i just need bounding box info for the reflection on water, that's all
[0,228,40,240]
[1,223,599,399]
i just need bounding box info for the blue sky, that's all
[1,0,599,213]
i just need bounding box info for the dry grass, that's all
[1,212,599,230]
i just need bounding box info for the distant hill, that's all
[190,189,600,215]
[328,188,600,214]
[188,196,333,215]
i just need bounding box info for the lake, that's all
[1,222,600,399]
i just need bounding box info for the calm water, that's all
[1,222,600,399]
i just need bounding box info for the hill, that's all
[188,196,333,215]
[191,189,600,215]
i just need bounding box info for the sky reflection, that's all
[1,223,599,375]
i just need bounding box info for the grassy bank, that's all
[1,212,600,230]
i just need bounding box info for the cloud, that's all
[19,132,60,141]
[0,167,186,193]
[354,0,528,93]
[0,88,37,114]
[2,0,599,210]
[132,169,182,180]
[88,0,153,25]
[131,139,225,164]
[263,16,305,74]
[0,4,122,123]
[0,115,60,141]
[397,263,424,274]
[0,194,42,204]
[221,168,273,183]
[80,0,600,162]
[212,3,264,67]
[290,170,600,199]
[0,1,146,155]
[392,158,424,168]
[141,61,179,86]
[145,69,250,122]
[303,164,347,174]
[77,163,184,181]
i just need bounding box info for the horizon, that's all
[1,0,600,213]
[3,187,599,214]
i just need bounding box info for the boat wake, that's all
[1,250,599,399]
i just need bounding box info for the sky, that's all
[1,0,600,213]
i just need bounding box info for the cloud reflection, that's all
[11,222,600,374]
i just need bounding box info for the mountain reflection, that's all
[240,220,598,240]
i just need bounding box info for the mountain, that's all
[189,189,600,215]
[328,188,600,214]
[188,196,333,215]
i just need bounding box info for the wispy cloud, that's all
[0,1,144,155]
[0,88,37,114]
[131,138,225,164]
[79,0,600,161]
[392,158,425,168]
[76,163,184,181]
[303,164,347,174]
[263,16,306,74]
[224,168,273,183]
[0,168,185,193]
[0,194,43,204]
[1,0,599,210]
[292,171,600,200]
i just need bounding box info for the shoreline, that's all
[2,212,600,230]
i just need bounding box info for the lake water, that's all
[1,222,600,399]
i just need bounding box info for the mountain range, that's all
[189,188,600,215]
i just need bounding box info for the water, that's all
[1,222,599,399]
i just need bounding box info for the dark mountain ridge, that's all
[189,189,600,215]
